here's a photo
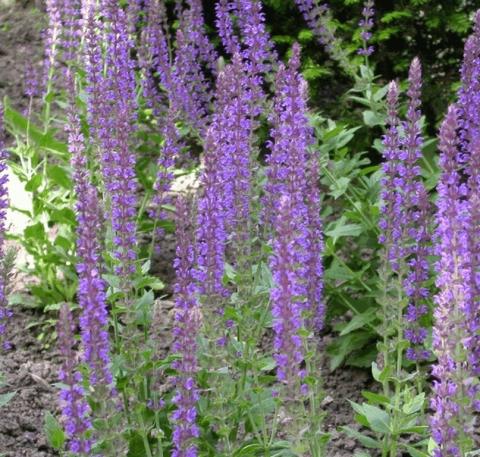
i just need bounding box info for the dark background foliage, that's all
[204,0,478,131]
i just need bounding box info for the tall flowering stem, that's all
[194,127,228,298]
[269,195,306,391]
[430,105,476,457]
[150,110,181,238]
[171,197,201,457]
[0,105,11,349]
[266,43,323,393]
[67,105,112,389]
[294,0,352,73]
[214,53,254,248]
[358,0,374,57]
[401,58,431,361]
[139,0,171,118]
[100,0,138,281]
[57,304,93,455]
[458,11,480,379]
[215,0,277,108]
[379,60,431,364]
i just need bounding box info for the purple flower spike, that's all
[57,304,93,455]
[401,58,431,361]
[100,0,138,280]
[0,105,11,349]
[171,197,201,457]
[305,151,325,331]
[270,195,306,390]
[379,62,431,362]
[194,125,228,298]
[357,0,375,57]
[215,0,241,56]
[430,105,475,457]
[150,111,181,233]
[67,104,112,389]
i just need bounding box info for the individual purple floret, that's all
[66,103,113,388]
[171,197,201,457]
[270,195,306,390]
[358,0,375,57]
[57,304,93,455]
[100,0,138,280]
[430,105,474,457]
[0,105,11,350]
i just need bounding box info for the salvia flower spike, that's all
[171,197,201,457]
[270,195,306,390]
[57,304,93,454]
[0,104,11,349]
[430,105,475,457]
[67,103,113,388]
[402,58,431,361]
[358,0,374,56]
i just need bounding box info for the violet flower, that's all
[379,60,431,362]
[0,105,11,350]
[150,110,181,234]
[215,0,241,56]
[430,105,475,457]
[100,0,138,280]
[401,58,431,361]
[214,53,254,243]
[138,0,171,118]
[57,304,93,454]
[358,0,375,57]
[171,197,201,457]
[67,105,112,388]
[269,195,306,390]
[194,125,228,298]
[305,150,325,331]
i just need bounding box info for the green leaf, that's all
[362,404,390,434]
[402,444,429,457]
[340,308,376,336]
[0,391,15,407]
[402,393,425,415]
[44,412,65,450]
[341,426,381,449]
[24,222,46,242]
[325,218,363,243]
[127,432,146,457]
[47,165,72,189]
[363,110,384,127]
[25,173,43,192]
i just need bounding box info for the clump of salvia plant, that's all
[6,1,480,457]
